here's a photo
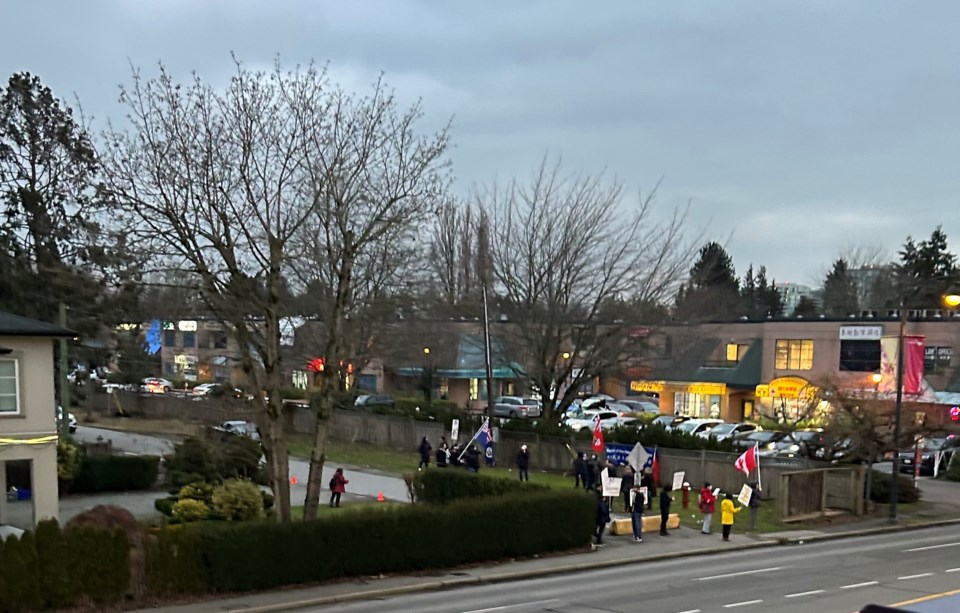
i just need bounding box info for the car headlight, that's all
[764,443,775,450]
[788,444,799,452]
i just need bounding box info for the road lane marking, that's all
[946,568,960,573]
[840,581,878,590]
[891,587,960,608]
[676,610,701,613]
[897,573,933,580]
[698,567,782,581]
[785,590,825,598]
[461,599,559,613]
[723,600,763,608]
[904,542,960,552]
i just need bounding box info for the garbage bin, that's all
[16,489,30,501]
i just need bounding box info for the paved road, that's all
[73,425,409,503]
[298,525,960,613]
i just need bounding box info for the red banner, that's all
[904,335,925,396]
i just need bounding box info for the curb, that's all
[223,518,960,613]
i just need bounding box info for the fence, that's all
[778,467,865,521]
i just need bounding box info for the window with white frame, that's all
[0,358,20,413]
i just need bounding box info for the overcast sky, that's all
[4,1,959,287]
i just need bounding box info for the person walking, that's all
[640,468,656,511]
[573,452,587,489]
[659,484,673,536]
[748,483,761,531]
[517,444,531,481]
[328,468,348,508]
[620,464,635,512]
[585,454,599,491]
[595,491,612,546]
[630,486,645,542]
[418,436,432,470]
[699,482,716,535]
[721,492,742,541]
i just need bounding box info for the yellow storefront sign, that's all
[756,376,817,400]
[686,382,726,396]
[630,380,665,393]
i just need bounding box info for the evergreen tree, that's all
[822,258,860,316]
[898,226,959,308]
[792,295,820,318]
[675,242,741,321]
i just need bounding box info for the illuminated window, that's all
[775,339,814,370]
[726,343,739,362]
[469,378,479,401]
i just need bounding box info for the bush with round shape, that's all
[211,479,264,521]
[172,498,210,523]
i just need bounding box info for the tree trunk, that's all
[262,407,292,522]
[303,401,330,520]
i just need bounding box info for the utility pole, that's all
[59,302,71,438]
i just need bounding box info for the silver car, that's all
[492,396,542,419]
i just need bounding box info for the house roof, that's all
[648,337,763,389]
[0,312,76,337]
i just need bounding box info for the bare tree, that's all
[288,79,450,521]
[478,157,694,418]
[101,59,332,521]
[427,198,476,306]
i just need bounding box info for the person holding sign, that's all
[721,492,742,541]
[699,482,716,535]
[631,486,646,542]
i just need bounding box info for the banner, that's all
[450,419,460,444]
[605,443,633,465]
[880,335,926,395]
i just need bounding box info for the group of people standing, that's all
[418,436,484,472]
[698,481,761,540]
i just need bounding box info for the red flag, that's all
[650,447,660,488]
[591,417,605,454]
[734,444,758,476]
[904,335,925,395]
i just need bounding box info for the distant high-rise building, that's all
[777,282,820,315]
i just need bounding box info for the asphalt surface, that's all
[289,525,960,613]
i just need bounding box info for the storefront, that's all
[754,376,823,421]
[630,380,729,419]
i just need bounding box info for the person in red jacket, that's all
[329,468,348,508]
[699,482,716,535]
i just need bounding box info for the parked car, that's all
[55,406,77,434]
[773,429,826,458]
[493,396,542,419]
[565,410,620,432]
[674,418,723,437]
[735,430,787,454]
[700,421,757,441]
[192,383,244,399]
[650,415,691,430]
[898,436,959,475]
[618,399,661,415]
[214,420,261,442]
[354,394,395,408]
[141,377,174,394]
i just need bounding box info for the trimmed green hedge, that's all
[870,470,921,503]
[407,468,548,504]
[155,489,593,593]
[71,455,160,493]
[0,520,130,610]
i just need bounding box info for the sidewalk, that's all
[132,508,960,613]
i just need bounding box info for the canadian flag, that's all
[591,416,605,454]
[734,444,758,476]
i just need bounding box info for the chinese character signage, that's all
[839,325,883,340]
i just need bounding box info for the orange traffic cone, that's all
[377,490,385,502]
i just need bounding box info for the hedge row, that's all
[147,489,594,594]
[0,521,129,610]
[70,455,160,493]
[408,467,548,504]
[869,470,921,503]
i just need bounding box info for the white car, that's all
[55,406,78,434]
[618,400,661,415]
[214,420,261,442]
[141,377,174,394]
[701,422,758,441]
[674,419,723,437]
[564,410,620,432]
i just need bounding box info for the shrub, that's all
[63,526,131,603]
[196,489,593,593]
[144,526,208,596]
[211,479,264,521]
[165,434,263,487]
[500,418,573,438]
[941,458,960,482]
[155,496,177,516]
[71,455,160,492]
[35,520,76,609]
[57,439,81,483]
[869,470,921,503]
[178,481,214,503]
[408,469,548,505]
[172,499,210,523]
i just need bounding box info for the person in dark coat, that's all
[329,468,348,508]
[659,484,673,536]
[573,452,587,488]
[585,454,599,491]
[418,436,432,470]
[450,444,462,467]
[748,482,761,531]
[595,492,611,546]
[640,469,656,510]
[630,485,645,542]
[517,444,530,481]
[465,445,481,472]
[620,464,635,512]
[435,444,448,468]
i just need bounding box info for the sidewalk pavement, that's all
[132,510,960,613]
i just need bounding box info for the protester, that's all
[449,444,462,467]
[585,453,599,491]
[699,482,716,535]
[573,452,587,489]
[748,482,761,531]
[517,444,531,481]
[640,468,656,511]
[630,486,645,543]
[328,468,348,508]
[659,484,673,536]
[418,436,432,470]
[721,492,742,541]
[620,464,635,512]
[465,445,481,472]
[595,491,611,546]
[435,444,448,468]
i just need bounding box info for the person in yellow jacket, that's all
[720,492,742,542]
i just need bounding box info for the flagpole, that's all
[457,418,487,462]
[755,442,762,492]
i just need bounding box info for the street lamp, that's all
[889,291,960,522]
[871,372,882,386]
[561,351,571,360]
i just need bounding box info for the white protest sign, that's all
[738,484,753,508]
[713,487,721,498]
[631,486,648,508]
[602,467,622,497]
[451,419,460,443]
[671,471,685,492]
